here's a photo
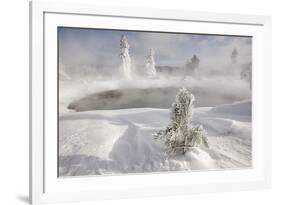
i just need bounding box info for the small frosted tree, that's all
[154,88,209,155]
[186,55,200,74]
[119,35,132,79]
[240,62,252,89]
[144,48,157,78]
[231,48,238,64]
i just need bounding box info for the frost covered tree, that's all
[240,62,252,89]
[186,55,200,74]
[231,48,238,64]
[119,35,132,79]
[144,48,157,78]
[190,55,200,69]
[154,88,209,155]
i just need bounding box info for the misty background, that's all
[59,27,251,77]
[58,27,252,111]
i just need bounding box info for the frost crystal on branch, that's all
[119,35,132,80]
[154,88,209,155]
[144,48,157,78]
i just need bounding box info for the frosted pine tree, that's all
[144,48,157,78]
[154,88,209,155]
[231,48,238,64]
[119,35,132,80]
[240,62,252,89]
[189,126,209,148]
[171,88,194,154]
[186,55,200,74]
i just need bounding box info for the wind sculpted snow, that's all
[59,100,251,176]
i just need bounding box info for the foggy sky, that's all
[58,27,252,67]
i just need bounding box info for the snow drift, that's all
[59,100,251,176]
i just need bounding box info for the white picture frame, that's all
[29,1,272,204]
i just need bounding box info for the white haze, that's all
[58,28,252,111]
[58,28,251,76]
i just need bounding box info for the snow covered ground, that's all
[59,100,251,176]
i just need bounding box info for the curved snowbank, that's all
[210,100,251,116]
[59,101,251,176]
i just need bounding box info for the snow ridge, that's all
[59,100,251,176]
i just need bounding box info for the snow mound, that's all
[59,100,251,176]
[184,147,217,170]
[209,100,251,116]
